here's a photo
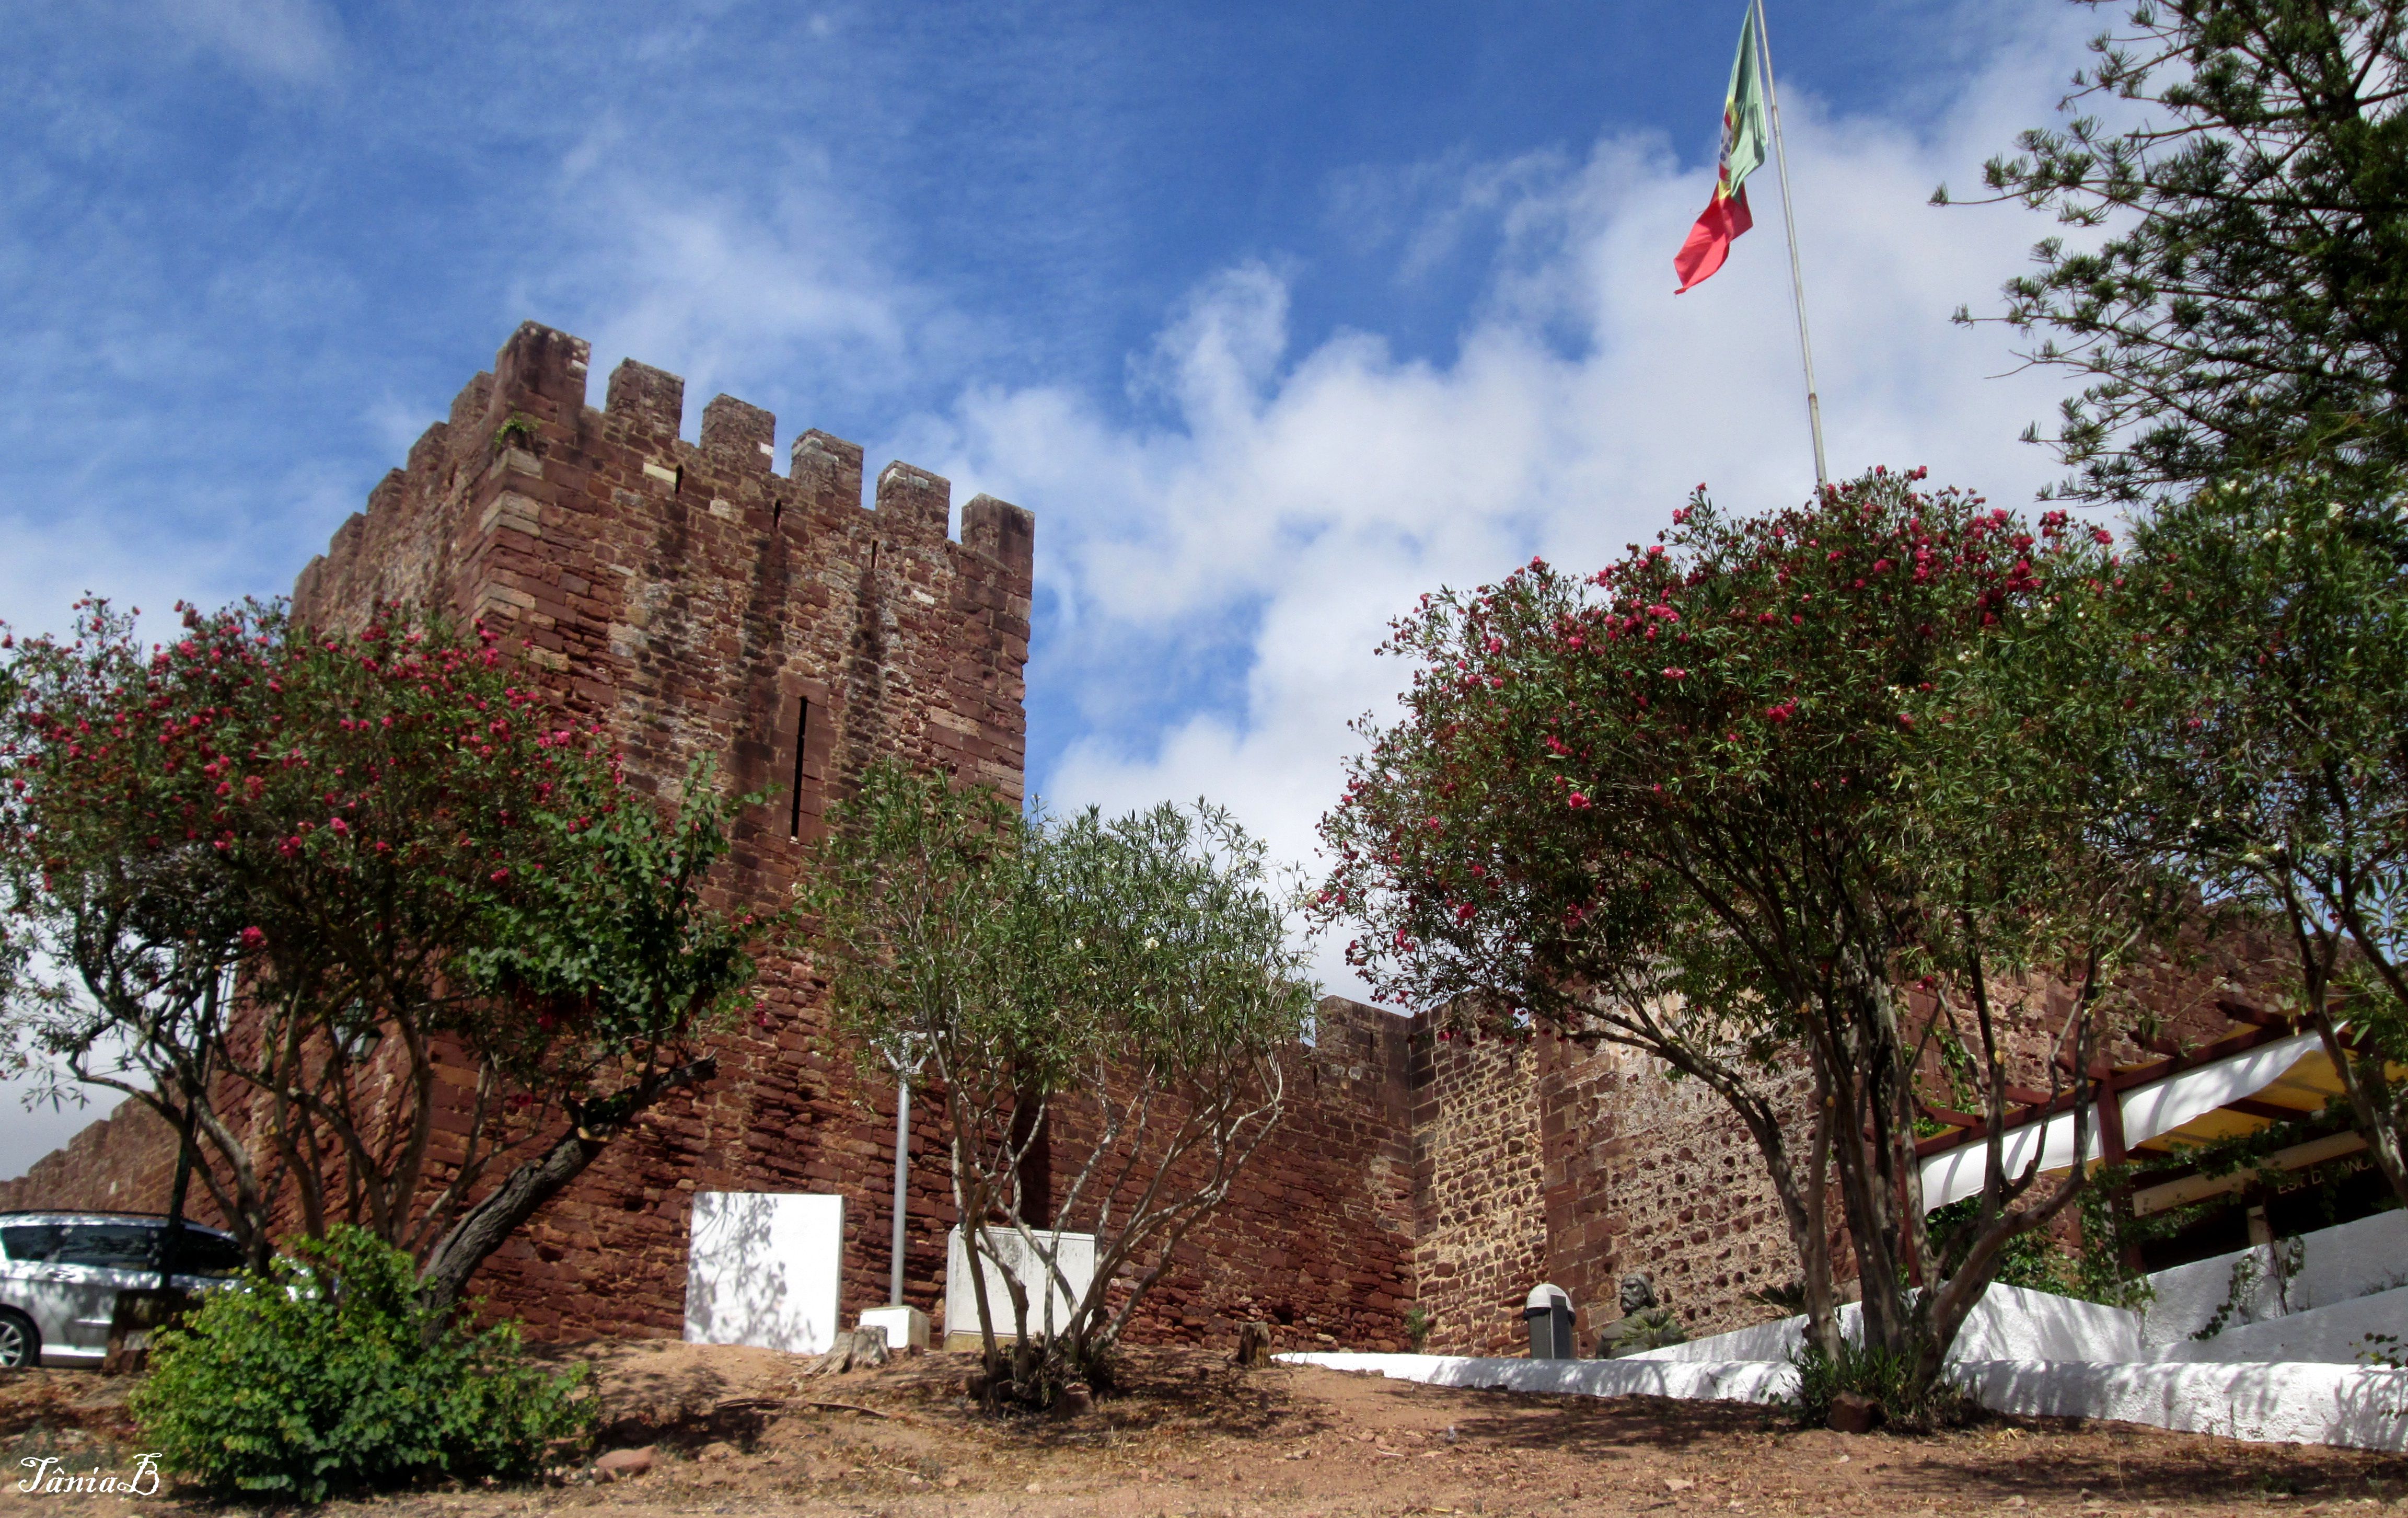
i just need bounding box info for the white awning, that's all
[1917,1031,2321,1213]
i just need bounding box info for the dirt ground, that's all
[3,1342,2404,1515]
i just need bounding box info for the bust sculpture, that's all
[1594,1272,1687,1359]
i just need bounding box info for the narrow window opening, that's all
[788,697,811,841]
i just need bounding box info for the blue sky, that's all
[0,0,2106,1169]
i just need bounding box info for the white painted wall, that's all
[2153,1286,2408,1366]
[943,1226,1095,1345]
[1628,1287,2143,1366]
[2143,1210,2408,1347]
[1948,1359,2408,1452]
[682,1191,844,1355]
[1282,1352,2408,1453]
[1294,1210,2408,1451]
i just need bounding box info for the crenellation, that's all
[962,493,1035,579]
[490,322,591,424]
[874,461,950,542]
[791,429,864,509]
[604,359,685,438]
[406,422,450,478]
[699,393,776,467]
[448,371,496,434]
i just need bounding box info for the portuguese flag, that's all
[1674,6,1769,293]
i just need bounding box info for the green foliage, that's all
[1927,1197,2082,1297]
[804,760,1314,1405]
[1956,0,2408,507]
[1404,1305,1433,1352]
[132,1225,590,1502]
[1787,1333,1969,1433]
[2088,476,2408,1205]
[462,754,777,1111]
[0,600,775,1304]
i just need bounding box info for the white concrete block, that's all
[682,1191,843,1355]
[859,1304,930,1351]
[943,1226,1094,1348]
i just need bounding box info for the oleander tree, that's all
[803,760,1313,1407]
[1318,470,2172,1413]
[0,600,780,1317]
[1947,0,2408,508]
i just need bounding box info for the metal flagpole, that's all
[1752,0,1830,493]
[886,1034,927,1306]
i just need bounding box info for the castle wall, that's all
[0,1100,192,1218]
[1092,996,1421,1353]
[1408,1032,1548,1355]
[0,323,1422,1353]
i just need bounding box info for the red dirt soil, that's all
[2,1343,2403,1515]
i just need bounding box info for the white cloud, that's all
[160,0,344,86]
[525,141,973,445]
[924,1,2102,999]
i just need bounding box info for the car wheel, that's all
[0,1310,36,1370]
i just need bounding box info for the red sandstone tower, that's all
[285,320,1038,1337]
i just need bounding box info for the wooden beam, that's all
[1913,1022,2312,1162]
[2131,1132,2367,1217]
[2226,1096,2313,1123]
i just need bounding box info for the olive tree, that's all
[803,761,1314,1407]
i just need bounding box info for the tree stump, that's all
[1233,1322,1274,1367]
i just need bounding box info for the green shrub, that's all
[132,1225,592,1502]
[1787,1334,1970,1433]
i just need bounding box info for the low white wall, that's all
[2155,1286,2408,1366]
[1283,1352,1797,1405]
[2143,1211,2408,1347]
[1283,1351,2408,1453]
[1628,1285,2142,1366]
[1950,1359,2408,1453]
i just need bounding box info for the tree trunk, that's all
[414,1056,714,1324]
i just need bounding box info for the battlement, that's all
[336,321,1033,577]
[291,320,1037,823]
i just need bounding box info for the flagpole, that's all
[1752,0,1830,493]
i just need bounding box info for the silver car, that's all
[0,1212,247,1367]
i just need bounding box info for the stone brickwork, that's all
[0,1100,192,1217]
[1536,1041,1811,1348]
[1098,997,1421,1353]
[1409,1034,1548,1356]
